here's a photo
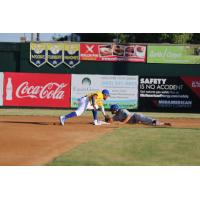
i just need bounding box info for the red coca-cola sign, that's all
[3,72,71,108]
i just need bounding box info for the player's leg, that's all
[155,121,172,126]
[92,109,97,121]
[92,110,102,125]
[86,104,101,125]
[59,97,89,125]
[133,113,156,125]
[133,113,171,126]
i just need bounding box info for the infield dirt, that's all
[0,115,200,166]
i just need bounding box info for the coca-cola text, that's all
[16,82,67,99]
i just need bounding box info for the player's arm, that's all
[91,94,98,110]
[99,105,106,116]
[121,114,132,124]
[119,109,132,124]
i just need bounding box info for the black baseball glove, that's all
[104,114,112,123]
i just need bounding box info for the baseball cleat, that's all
[93,120,102,126]
[59,116,65,126]
[164,122,172,126]
[152,120,157,126]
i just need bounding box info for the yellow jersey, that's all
[87,91,104,107]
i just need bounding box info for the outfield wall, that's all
[0,72,139,109]
[0,42,200,112]
[0,42,200,76]
[0,72,199,112]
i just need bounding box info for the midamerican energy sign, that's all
[139,77,200,111]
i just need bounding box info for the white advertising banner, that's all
[0,73,4,106]
[71,74,138,109]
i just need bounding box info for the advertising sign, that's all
[147,45,200,64]
[0,73,3,106]
[47,43,63,68]
[30,43,46,67]
[139,76,200,111]
[63,43,80,68]
[3,72,71,108]
[80,43,146,63]
[80,43,99,61]
[71,74,138,109]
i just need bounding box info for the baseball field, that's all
[0,108,200,166]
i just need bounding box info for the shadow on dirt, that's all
[0,121,59,126]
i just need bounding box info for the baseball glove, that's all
[104,114,113,123]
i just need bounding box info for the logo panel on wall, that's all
[63,43,80,68]
[47,43,63,68]
[139,76,200,111]
[30,43,46,67]
[80,43,99,60]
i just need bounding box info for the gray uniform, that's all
[112,109,155,125]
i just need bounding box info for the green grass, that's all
[48,126,200,166]
[0,108,199,118]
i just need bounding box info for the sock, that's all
[92,110,98,121]
[64,112,77,121]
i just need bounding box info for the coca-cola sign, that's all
[3,72,71,108]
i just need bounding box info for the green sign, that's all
[147,45,200,64]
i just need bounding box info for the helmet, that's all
[110,104,120,112]
[102,89,110,96]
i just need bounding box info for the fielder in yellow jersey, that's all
[59,89,110,126]
[87,91,104,107]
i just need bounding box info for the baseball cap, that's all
[102,89,110,96]
[110,104,120,111]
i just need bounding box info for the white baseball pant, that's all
[75,96,98,116]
